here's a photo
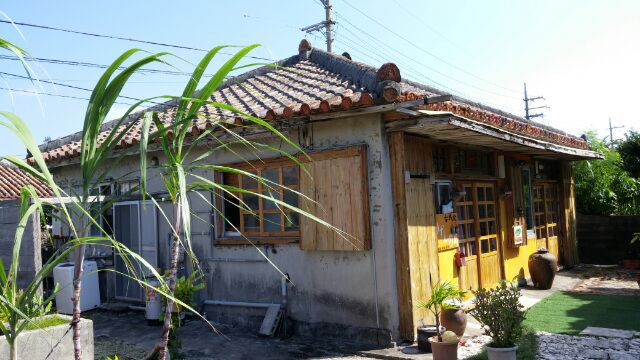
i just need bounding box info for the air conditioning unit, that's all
[53,261,101,314]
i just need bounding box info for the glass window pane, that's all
[488,221,495,234]
[263,213,281,232]
[459,243,466,255]
[282,166,298,186]
[284,189,298,207]
[263,190,279,210]
[486,187,494,200]
[481,239,489,253]
[263,168,279,184]
[243,193,259,210]
[467,224,475,238]
[480,222,488,236]
[479,205,486,218]
[487,204,495,218]
[456,207,465,220]
[466,205,473,219]
[242,173,258,189]
[489,238,497,252]
[468,241,477,256]
[464,186,473,201]
[477,187,485,201]
[284,212,299,231]
[243,213,259,232]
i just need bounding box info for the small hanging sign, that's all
[436,213,460,251]
[513,224,524,246]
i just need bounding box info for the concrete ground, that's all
[89,309,379,359]
[360,269,584,360]
[89,270,584,360]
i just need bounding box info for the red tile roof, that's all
[0,163,52,199]
[35,40,590,163]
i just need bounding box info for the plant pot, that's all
[417,326,438,352]
[485,344,518,360]
[428,336,458,360]
[622,259,640,270]
[440,308,467,337]
[528,248,558,289]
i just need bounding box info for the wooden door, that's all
[475,183,501,288]
[454,182,501,290]
[406,178,439,327]
[534,183,562,262]
[455,184,479,291]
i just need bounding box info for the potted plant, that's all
[416,281,466,360]
[469,281,526,360]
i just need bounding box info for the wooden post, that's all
[388,131,414,340]
[560,161,578,266]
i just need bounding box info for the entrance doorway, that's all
[113,201,158,302]
[455,182,502,290]
[533,183,562,262]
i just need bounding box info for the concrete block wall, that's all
[0,199,42,289]
[577,214,640,264]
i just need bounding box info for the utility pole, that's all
[523,82,547,121]
[607,117,625,145]
[301,0,335,52]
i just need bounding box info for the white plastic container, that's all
[53,261,101,314]
[145,277,162,324]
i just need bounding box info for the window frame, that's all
[216,157,301,245]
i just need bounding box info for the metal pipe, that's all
[203,258,267,263]
[203,300,280,308]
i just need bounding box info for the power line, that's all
[338,0,521,94]
[334,13,521,101]
[0,54,207,77]
[0,87,134,105]
[0,71,160,105]
[0,19,274,62]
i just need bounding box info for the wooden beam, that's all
[560,160,578,266]
[388,131,414,341]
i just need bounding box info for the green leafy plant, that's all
[138,43,343,360]
[173,272,205,312]
[416,281,466,342]
[470,281,527,348]
[0,186,110,360]
[573,131,640,215]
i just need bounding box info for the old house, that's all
[36,40,601,343]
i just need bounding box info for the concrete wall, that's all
[577,214,640,264]
[0,315,93,359]
[0,199,41,289]
[50,114,401,342]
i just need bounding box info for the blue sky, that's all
[1,0,638,157]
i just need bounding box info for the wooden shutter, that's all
[508,162,528,247]
[299,145,371,251]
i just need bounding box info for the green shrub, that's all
[470,281,527,348]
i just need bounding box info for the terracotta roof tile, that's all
[0,163,52,199]
[35,42,590,163]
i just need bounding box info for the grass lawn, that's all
[524,291,640,335]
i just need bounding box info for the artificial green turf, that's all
[523,292,640,335]
[23,315,68,330]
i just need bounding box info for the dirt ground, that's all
[568,264,640,296]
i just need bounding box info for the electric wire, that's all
[0,87,134,105]
[338,0,521,94]
[0,19,274,62]
[0,71,161,105]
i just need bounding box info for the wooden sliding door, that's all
[534,183,562,262]
[455,182,502,290]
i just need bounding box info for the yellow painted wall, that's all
[499,198,537,281]
[438,248,459,284]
